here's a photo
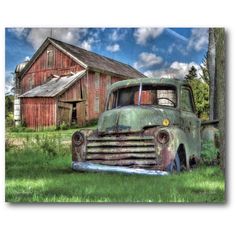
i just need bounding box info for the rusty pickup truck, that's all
[71,78,218,175]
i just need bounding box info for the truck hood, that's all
[97,106,179,134]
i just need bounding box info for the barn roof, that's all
[19,70,86,98]
[19,37,146,79]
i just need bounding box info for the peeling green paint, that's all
[72,78,219,173]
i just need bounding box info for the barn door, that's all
[76,101,86,126]
[58,102,73,125]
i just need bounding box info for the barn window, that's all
[95,72,100,89]
[47,49,54,68]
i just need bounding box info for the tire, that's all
[166,152,181,173]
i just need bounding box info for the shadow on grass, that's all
[5,149,225,203]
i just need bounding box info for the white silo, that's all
[14,59,29,126]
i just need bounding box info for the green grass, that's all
[6,125,96,140]
[5,138,225,203]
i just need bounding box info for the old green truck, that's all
[71,78,218,175]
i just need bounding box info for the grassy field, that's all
[5,130,225,203]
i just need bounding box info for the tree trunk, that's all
[214,28,225,170]
[207,28,225,170]
[207,28,216,120]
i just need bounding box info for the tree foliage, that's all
[185,65,209,120]
[188,78,209,120]
[5,95,14,117]
[5,95,14,127]
[185,66,197,81]
[200,55,210,85]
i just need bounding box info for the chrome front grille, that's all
[86,135,159,168]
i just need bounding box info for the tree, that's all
[185,66,209,120]
[200,55,210,85]
[214,28,225,169]
[5,95,14,127]
[188,78,209,120]
[185,66,197,80]
[5,95,14,118]
[207,28,216,120]
[207,28,225,169]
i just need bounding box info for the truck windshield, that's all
[107,84,177,110]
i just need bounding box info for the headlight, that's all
[72,131,84,146]
[156,130,170,144]
[162,118,170,127]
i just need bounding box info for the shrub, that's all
[83,119,98,128]
[201,140,219,166]
[56,121,70,130]
[22,134,69,158]
[6,112,14,127]
[9,126,34,133]
[5,136,14,152]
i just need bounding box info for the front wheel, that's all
[166,153,180,173]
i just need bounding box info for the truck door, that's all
[180,86,201,157]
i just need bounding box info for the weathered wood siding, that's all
[57,102,72,125]
[58,76,87,126]
[86,71,125,121]
[20,43,84,94]
[19,42,131,128]
[21,98,56,129]
[59,76,86,102]
[77,101,86,126]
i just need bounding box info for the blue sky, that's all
[5,27,208,93]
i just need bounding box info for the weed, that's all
[8,125,34,133]
[5,136,14,152]
[21,133,69,158]
[201,140,219,165]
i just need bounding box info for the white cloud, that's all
[187,28,208,51]
[134,28,164,45]
[8,28,29,38]
[9,28,89,50]
[133,52,163,69]
[27,29,52,49]
[27,28,88,49]
[171,61,201,77]
[106,44,120,52]
[144,61,201,79]
[167,44,175,54]
[5,71,15,94]
[24,56,30,61]
[167,42,188,55]
[109,29,127,41]
[79,37,96,51]
[80,40,91,51]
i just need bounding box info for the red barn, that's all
[15,37,145,129]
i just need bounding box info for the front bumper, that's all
[72,161,169,176]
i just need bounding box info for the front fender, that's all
[156,127,191,169]
[72,129,95,162]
